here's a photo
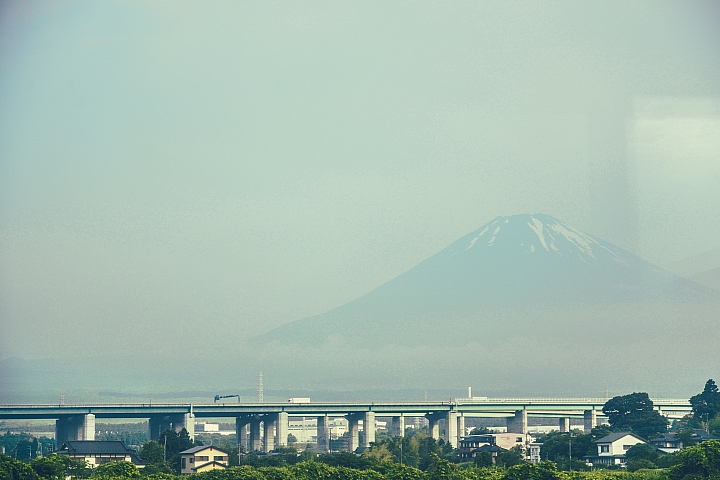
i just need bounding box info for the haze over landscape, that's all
[1,1,719,403]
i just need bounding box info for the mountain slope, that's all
[259,214,711,346]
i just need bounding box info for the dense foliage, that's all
[690,379,720,423]
[2,451,717,480]
[602,393,668,439]
[1,437,719,480]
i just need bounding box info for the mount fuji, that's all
[259,214,714,347]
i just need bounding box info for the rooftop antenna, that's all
[257,372,264,403]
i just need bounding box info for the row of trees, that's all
[595,379,720,441]
[3,441,720,480]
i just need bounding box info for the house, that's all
[179,446,229,475]
[56,441,146,468]
[584,432,646,466]
[650,430,720,454]
[649,433,683,453]
[459,433,530,460]
[526,442,542,463]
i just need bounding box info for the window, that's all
[623,445,633,450]
[189,457,194,463]
[214,456,227,461]
[181,458,186,469]
[516,437,523,442]
[196,456,209,461]
[600,445,609,453]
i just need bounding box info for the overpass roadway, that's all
[0,398,691,452]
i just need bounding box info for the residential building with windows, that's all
[649,430,720,454]
[584,432,646,466]
[179,446,229,475]
[526,442,542,463]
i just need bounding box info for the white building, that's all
[585,432,646,466]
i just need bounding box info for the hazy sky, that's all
[1,1,719,359]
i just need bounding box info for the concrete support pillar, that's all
[446,411,458,447]
[347,416,360,452]
[82,414,95,441]
[584,410,597,434]
[183,413,195,441]
[148,417,168,441]
[149,415,188,440]
[506,409,528,434]
[250,419,262,452]
[55,414,95,448]
[363,412,376,447]
[392,415,405,437]
[263,416,276,453]
[55,418,68,448]
[236,418,249,453]
[317,415,329,452]
[559,417,570,433]
[457,414,465,444]
[275,412,289,448]
[427,416,440,440]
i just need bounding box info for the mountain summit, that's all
[259,214,710,346]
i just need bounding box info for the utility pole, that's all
[706,413,710,437]
[568,430,572,472]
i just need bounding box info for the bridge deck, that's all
[0,399,691,420]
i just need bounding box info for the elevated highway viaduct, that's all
[0,398,691,452]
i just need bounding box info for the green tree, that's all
[359,432,456,470]
[501,461,562,480]
[30,455,66,480]
[0,454,39,480]
[589,424,613,440]
[12,439,38,462]
[139,441,165,465]
[380,463,422,480]
[474,451,493,468]
[30,454,87,480]
[625,443,660,471]
[468,427,491,435]
[690,379,720,423]
[90,461,140,479]
[422,454,461,480]
[602,392,668,438]
[288,461,335,480]
[539,431,592,462]
[144,474,177,480]
[668,439,720,480]
[495,446,524,467]
[156,429,194,474]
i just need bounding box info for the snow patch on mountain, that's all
[528,217,549,251]
[465,226,489,250]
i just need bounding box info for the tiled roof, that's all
[595,432,644,444]
[59,441,136,455]
[180,445,228,455]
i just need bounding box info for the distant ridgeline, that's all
[257,213,717,347]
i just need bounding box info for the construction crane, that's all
[214,394,240,403]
